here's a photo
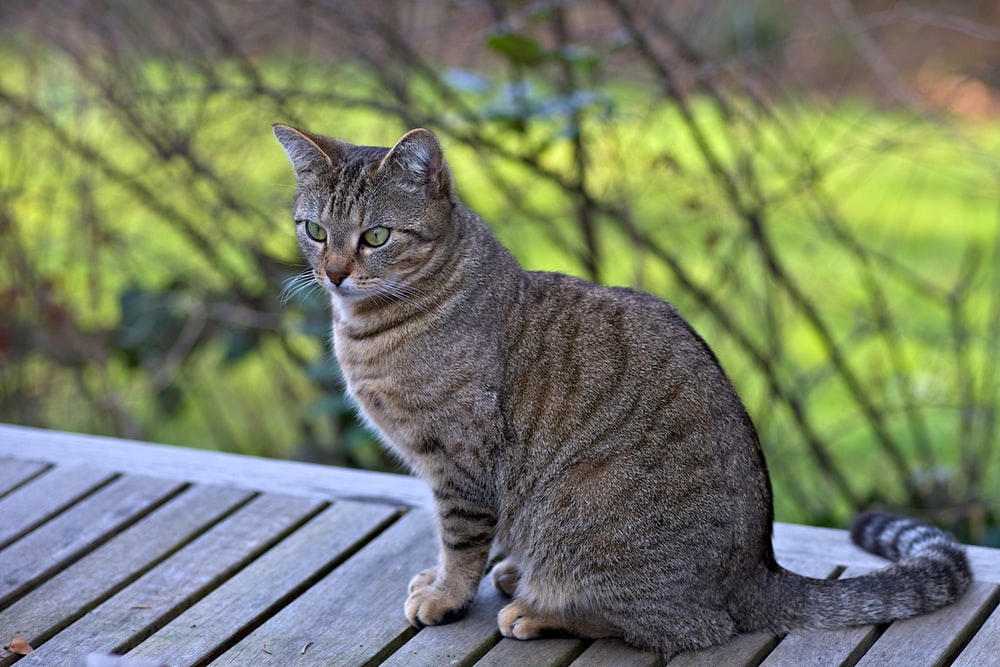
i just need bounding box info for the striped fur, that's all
[274,125,972,660]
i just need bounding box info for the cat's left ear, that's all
[381,128,451,199]
[273,124,347,179]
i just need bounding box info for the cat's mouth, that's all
[325,280,358,298]
[317,271,358,297]
[317,272,429,312]
[319,272,386,305]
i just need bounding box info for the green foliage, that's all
[488,32,546,67]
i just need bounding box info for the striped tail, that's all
[848,512,972,612]
[768,512,972,631]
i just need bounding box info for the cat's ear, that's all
[381,128,451,198]
[272,124,347,178]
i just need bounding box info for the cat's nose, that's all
[326,269,349,286]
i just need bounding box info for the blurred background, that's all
[1,0,998,544]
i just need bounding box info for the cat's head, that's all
[273,124,456,312]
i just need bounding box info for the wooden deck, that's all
[0,424,998,667]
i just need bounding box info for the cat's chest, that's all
[333,327,444,431]
[336,341,413,409]
[332,321,503,451]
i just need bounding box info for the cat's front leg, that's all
[405,488,497,628]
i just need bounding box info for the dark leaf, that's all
[222,328,260,364]
[487,31,545,66]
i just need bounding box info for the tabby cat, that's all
[273,124,971,660]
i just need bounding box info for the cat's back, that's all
[505,271,729,414]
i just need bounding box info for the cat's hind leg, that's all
[618,606,739,663]
[491,558,520,597]
[498,598,621,640]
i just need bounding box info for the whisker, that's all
[376,280,434,315]
[280,270,322,305]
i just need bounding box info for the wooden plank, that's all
[381,576,505,667]
[855,579,1000,667]
[0,424,432,508]
[760,624,876,666]
[773,523,895,572]
[0,473,182,607]
[79,656,167,667]
[667,631,778,667]
[0,458,47,496]
[760,566,881,667]
[18,492,324,665]
[0,465,115,549]
[571,639,659,667]
[473,637,587,667]
[952,602,1000,667]
[0,484,253,667]
[212,509,439,667]
[127,500,400,666]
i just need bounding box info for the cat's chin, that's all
[325,282,383,308]
[325,284,364,300]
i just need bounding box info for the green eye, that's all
[303,221,327,242]
[362,226,390,247]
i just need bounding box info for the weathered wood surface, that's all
[0,424,432,508]
[0,423,999,667]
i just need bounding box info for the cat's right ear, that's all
[272,124,346,178]
[381,128,451,199]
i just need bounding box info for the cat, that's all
[273,124,971,661]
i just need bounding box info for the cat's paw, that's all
[498,600,548,640]
[404,568,472,628]
[408,567,438,594]
[491,558,520,597]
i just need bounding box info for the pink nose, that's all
[326,269,348,286]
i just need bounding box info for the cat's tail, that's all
[765,512,972,631]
